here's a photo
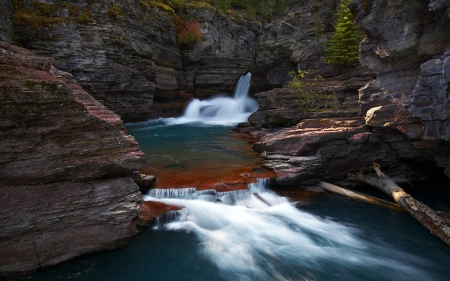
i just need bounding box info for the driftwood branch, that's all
[318,181,402,212]
[349,163,450,247]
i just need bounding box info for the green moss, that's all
[139,0,176,14]
[76,10,90,25]
[12,0,66,29]
[31,2,59,15]
[108,3,123,21]
[185,1,214,10]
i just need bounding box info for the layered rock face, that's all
[10,0,260,121]
[13,0,182,122]
[182,6,259,98]
[253,0,339,91]
[350,0,450,176]
[0,41,146,276]
[246,0,450,185]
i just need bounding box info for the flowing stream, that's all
[19,74,450,281]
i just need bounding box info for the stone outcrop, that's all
[253,0,339,91]
[249,66,370,128]
[244,0,450,185]
[0,41,146,277]
[7,0,347,122]
[350,0,450,176]
[182,5,259,98]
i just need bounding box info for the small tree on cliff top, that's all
[324,0,364,65]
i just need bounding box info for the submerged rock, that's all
[0,41,146,277]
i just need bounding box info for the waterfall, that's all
[165,72,258,125]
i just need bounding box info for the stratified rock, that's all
[183,6,259,98]
[252,117,399,186]
[0,41,146,277]
[248,66,370,128]
[13,0,181,122]
[253,0,339,91]
[9,1,261,121]
[350,0,450,176]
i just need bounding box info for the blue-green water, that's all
[14,121,450,281]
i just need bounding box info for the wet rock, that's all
[0,41,146,277]
[132,172,156,194]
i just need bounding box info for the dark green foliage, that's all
[324,0,364,65]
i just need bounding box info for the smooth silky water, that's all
[17,74,450,281]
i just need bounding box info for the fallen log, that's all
[349,163,450,247]
[318,181,403,212]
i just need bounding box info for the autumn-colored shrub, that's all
[175,16,204,45]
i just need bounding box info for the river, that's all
[17,74,450,281]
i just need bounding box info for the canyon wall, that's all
[350,0,450,176]
[0,41,146,277]
[9,0,345,121]
[11,0,260,121]
[246,0,450,185]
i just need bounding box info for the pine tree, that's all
[324,0,364,65]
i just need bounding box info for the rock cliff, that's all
[351,0,450,176]
[245,0,450,185]
[0,41,146,277]
[253,0,339,91]
[9,0,261,121]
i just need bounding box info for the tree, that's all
[324,0,364,65]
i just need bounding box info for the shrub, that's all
[288,70,336,112]
[175,16,204,45]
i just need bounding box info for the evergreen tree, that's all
[324,0,364,65]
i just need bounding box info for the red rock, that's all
[0,42,146,277]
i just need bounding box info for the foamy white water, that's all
[164,73,258,126]
[144,179,431,281]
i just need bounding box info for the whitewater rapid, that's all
[144,180,431,281]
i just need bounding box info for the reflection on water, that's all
[126,120,273,190]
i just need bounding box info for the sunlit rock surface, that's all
[0,41,146,277]
[350,0,450,176]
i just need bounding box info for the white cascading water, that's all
[165,73,258,125]
[144,179,430,281]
